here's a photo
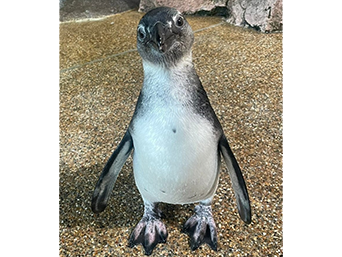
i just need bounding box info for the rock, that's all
[268,0,283,32]
[138,0,227,14]
[227,0,283,32]
[139,0,283,33]
[60,0,66,9]
[59,0,140,22]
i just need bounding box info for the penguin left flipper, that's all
[219,134,252,224]
[91,130,133,213]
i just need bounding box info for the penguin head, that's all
[136,7,194,67]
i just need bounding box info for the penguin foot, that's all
[128,203,168,255]
[182,204,217,251]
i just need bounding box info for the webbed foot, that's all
[128,202,168,255]
[183,204,217,251]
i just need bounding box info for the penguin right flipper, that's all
[91,130,133,213]
[219,134,252,224]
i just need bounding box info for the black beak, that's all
[150,22,173,53]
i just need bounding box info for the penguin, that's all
[91,6,251,255]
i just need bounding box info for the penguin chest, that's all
[131,105,219,204]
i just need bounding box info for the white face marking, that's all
[137,24,145,31]
[137,24,148,43]
[172,11,182,25]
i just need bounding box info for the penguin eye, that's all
[175,16,184,27]
[137,26,146,41]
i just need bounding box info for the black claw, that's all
[128,222,145,248]
[182,222,194,236]
[159,230,167,243]
[143,244,154,256]
[142,229,161,256]
[183,205,218,251]
[190,236,201,251]
[182,216,198,235]
[203,225,217,251]
[128,217,168,256]
[203,226,217,251]
[187,224,217,251]
[181,224,188,234]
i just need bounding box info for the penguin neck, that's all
[141,53,198,95]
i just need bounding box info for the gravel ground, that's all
[60,10,283,256]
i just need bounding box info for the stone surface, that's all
[138,0,227,14]
[59,10,283,256]
[268,0,283,31]
[60,0,282,33]
[60,0,140,22]
[227,0,283,32]
[139,0,283,32]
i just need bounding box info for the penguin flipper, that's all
[219,134,251,224]
[91,130,133,213]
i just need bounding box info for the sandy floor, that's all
[60,10,283,256]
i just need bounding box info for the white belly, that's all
[131,106,220,204]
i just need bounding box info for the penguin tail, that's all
[219,134,251,224]
[91,130,133,213]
